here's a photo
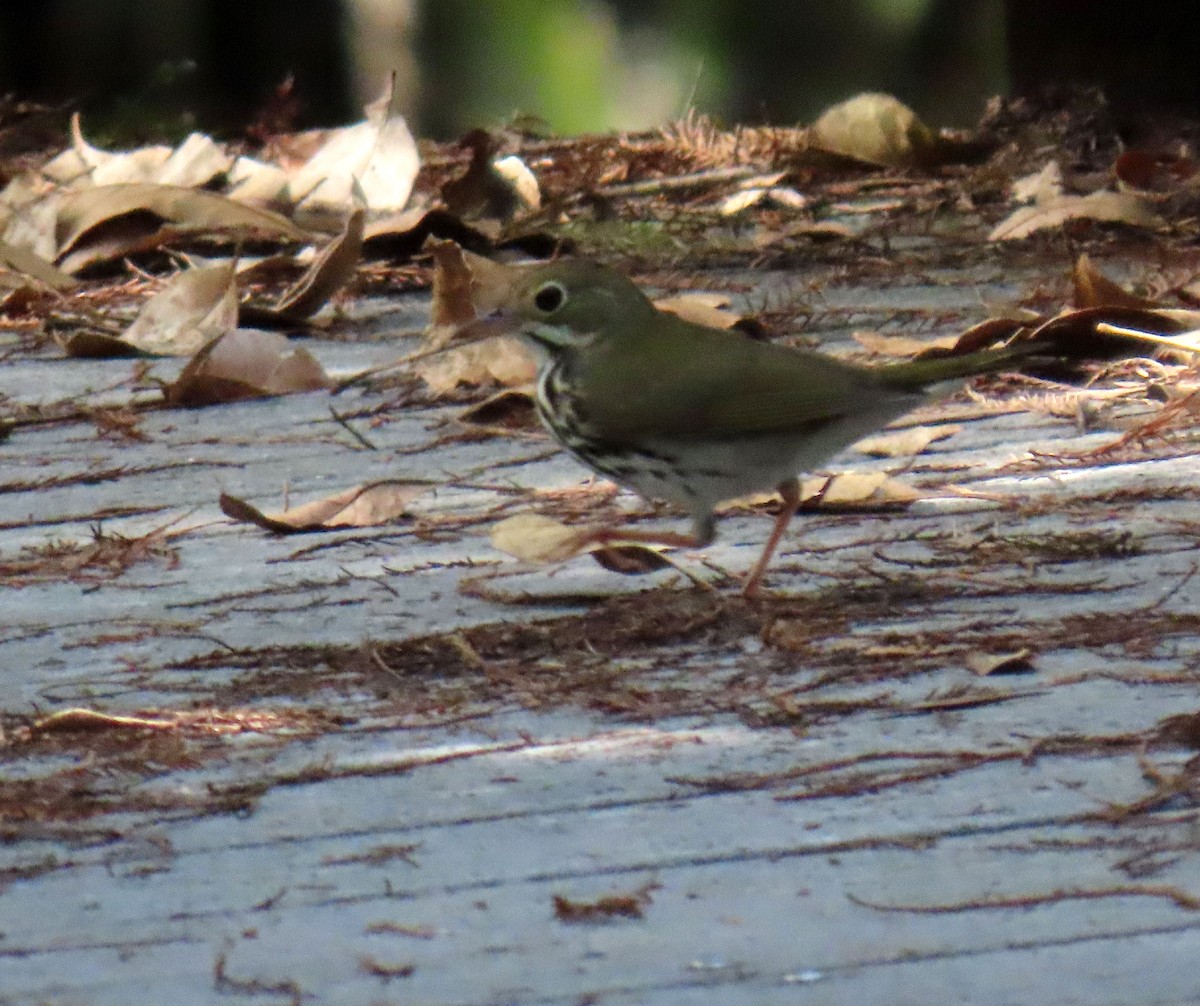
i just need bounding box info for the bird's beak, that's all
[453,309,522,342]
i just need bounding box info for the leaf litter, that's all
[7,88,1200,898]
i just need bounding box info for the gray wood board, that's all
[2,277,1199,1005]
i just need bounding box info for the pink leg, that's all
[741,478,802,598]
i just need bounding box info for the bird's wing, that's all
[578,318,909,440]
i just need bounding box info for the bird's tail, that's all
[869,342,1038,392]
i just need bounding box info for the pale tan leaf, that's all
[414,337,536,393]
[56,183,310,264]
[720,188,768,215]
[291,75,418,218]
[42,112,172,186]
[155,131,233,188]
[0,239,76,290]
[220,481,425,533]
[989,191,1162,241]
[466,249,530,312]
[799,472,923,506]
[654,292,741,329]
[167,328,329,406]
[810,93,936,168]
[854,425,960,458]
[493,155,541,211]
[720,182,807,216]
[1010,161,1063,204]
[227,156,292,206]
[490,514,592,564]
[0,179,59,260]
[853,330,960,356]
[122,263,239,356]
[752,219,855,248]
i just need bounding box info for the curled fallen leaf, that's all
[220,481,427,533]
[121,262,238,356]
[490,513,674,575]
[810,92,936,168]
[799,472,923,507]
[31,708,178,734]
[490,514,592,564]
[456,387,537,428]
[240,207,365,325]
[1071,253,1158,310]
[654,292,743,330]
[989,190,1163,241]
[167,328,329,406]
[965,649,1036,676]
[854,425,960,458]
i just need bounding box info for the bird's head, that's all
[480,259,656,361]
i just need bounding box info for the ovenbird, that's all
[473,259,1024,595]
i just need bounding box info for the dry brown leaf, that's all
[752,219,856,248]
[167,328,329,406]
[0,239,76,290]
[553,881,659,923]
[415,338,536,393]
[0,178,60,261]
[1071,253,1158,310]
[31,707,178,733]
[121,262,238,356]
[47,115,230,189]
[241,207,364,325]
[945,317,1030,355]
[56,183,309,271]
[227,155,291,206]
[155,132,233,188]
[220,481,426,533]
[853,330,960,356]
[1010,161,1063,204]
[965,649,1036,676]
[456,386,537,428]
[854,425,960,458]
[290,74,419,222]
[426,237,478,335]
[799,472,923,506]
[490,514,592,564]
[654,292,742,329]
[491,513,671,574]
[43,112,172,186]
[810,93,936,168]
[989,191,1162,241]
[588,545,675,575]
[415,240,535,391]
[442,131,540,222]
[1024,305,1190,357]
[720,178,807,216]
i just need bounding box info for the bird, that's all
[470,258,1028,596]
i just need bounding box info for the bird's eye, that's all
[533,282,566,314]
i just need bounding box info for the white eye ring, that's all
[533,281,567,314]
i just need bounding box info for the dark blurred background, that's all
[0,0,1195,142]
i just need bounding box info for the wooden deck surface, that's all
[3,267,1200,1005]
